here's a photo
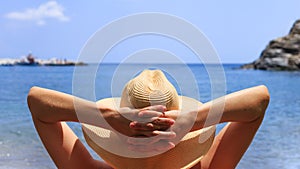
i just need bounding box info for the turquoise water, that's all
[0,64,300,169]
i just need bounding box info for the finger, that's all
[135,110,170,123]
[132,115,160,123]
[152,117,175,126]
[151,118,174,131]
[130,118,174,131]
[139,110,163,118]
[141,105,166,112]
[129,122,154,131]
[139,105,166,118]
[130,121,171,131]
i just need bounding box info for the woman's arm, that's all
[27,86,113,169]
[27,86,101,125]
[28,86,172,136]
[190,85,270,130]
[27,86,173,169]
[199,85,270,169]
[130,85,270,169]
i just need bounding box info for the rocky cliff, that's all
[242,20,300,70]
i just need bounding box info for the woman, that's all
[27,70,269,169]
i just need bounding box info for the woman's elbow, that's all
[255,85,270,118]
[27,86,41,116]
[258,85,270,109]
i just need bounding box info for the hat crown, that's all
[120,70,179,110]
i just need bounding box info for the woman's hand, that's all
[102,105,175,137]
[127,108,196,152]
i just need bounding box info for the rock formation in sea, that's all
[242,19,300,70]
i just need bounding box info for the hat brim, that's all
[82,96,216,169]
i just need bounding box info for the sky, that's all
[0,0,299,63]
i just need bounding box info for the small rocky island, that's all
[242,19,300,70]
[0,53,86,66]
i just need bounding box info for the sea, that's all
[0,63,299,169]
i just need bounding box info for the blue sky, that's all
[0,0,299,63]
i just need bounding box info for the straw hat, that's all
[82,70,216,169]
